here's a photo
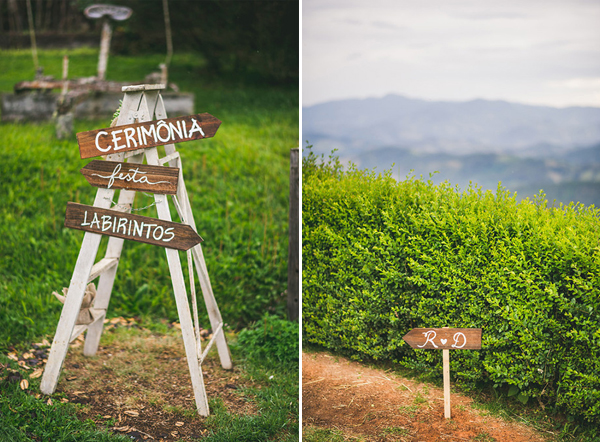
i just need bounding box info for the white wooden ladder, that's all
[40,84,232,416]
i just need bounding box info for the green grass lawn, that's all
[0,47,299,441]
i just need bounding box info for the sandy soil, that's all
[302,351,550,442]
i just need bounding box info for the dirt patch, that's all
[12,319,256,442]
[302,351,550,442]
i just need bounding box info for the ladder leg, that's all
[165,246,210,416]
[168,153,233,370]
[84,184,141,355]
[191,245,233,369]
[83,253,119,356]
[41,232,103,394]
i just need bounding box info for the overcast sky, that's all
[302,0,600,108]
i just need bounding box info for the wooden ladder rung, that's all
[158,151,180,165]
[88,257,119,282]
[199,322,224,364]
[69,309,105,342]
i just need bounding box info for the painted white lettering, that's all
[90,212,101,229]
[451,332,467,349]
[141,125,156,145]
[136,126,143,146]
[169,121,183,140]
[124,127,138,148]
[81,210,90,226]
[163,227,175,242]
[117,217,128,234]
[111,130,125,151]
[188,118,206,137]
[418,330,438,348]
[95,131,111,153]
[144,223,157,238]
[91,164,170,188]
[133,219,144,237]
[101,215,112,232]
[152,225,164,240]
[182,120,188,138]
[156,121,171,143]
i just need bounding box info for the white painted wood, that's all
[443,349,451,419]
[88,257,119,283]
[122,84,165,92]
[158,151,180,166]
[44,87,226,417]
[143,144,210,415]
[41,91,142,393]
[84,94,156,357]
[70,325,87,343]
[155,95,233,370]
[41,230,104,395]
[199,321,223,364]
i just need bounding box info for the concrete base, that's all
[1,91,194,122]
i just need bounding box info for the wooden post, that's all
[443,348,451,418]
[97,18,111,80]
[402,327,482,419]
[287,148,299,321]
[25,0,38,71]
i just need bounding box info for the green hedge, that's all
[302,151,600,423]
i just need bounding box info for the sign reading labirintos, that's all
[76,113,221,159]
[64,202,202,251]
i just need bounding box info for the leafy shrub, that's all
[303,150,600,424]
[236,314,299,367]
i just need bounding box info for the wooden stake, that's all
[443,349,451,419]
[25,0,38,70]
[97,18,112,80]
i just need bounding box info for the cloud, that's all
[303,0,600,107]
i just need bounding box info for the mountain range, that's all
[303,95,600,206]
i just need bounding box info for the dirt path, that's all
[302,351,550,442]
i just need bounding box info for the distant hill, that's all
[304,94,600,156]
[303,95,600,206]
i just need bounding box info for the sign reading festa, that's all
[76,113,221,159]
[81,160,179,194]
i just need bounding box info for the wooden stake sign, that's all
[77,113,221,159]
[81,160,179,194]
[403,327,482,419]
[65,202,202,251]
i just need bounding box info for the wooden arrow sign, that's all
[81,160,179,194]
[402,328,482,350]
[64,202,202,251]
[76,113,221,159]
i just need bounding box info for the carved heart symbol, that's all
[440,339,447,345]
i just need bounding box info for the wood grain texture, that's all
[80,160,179,194]
[402,328,482,350]
[76,113,221,159]
[64,202,202,251]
